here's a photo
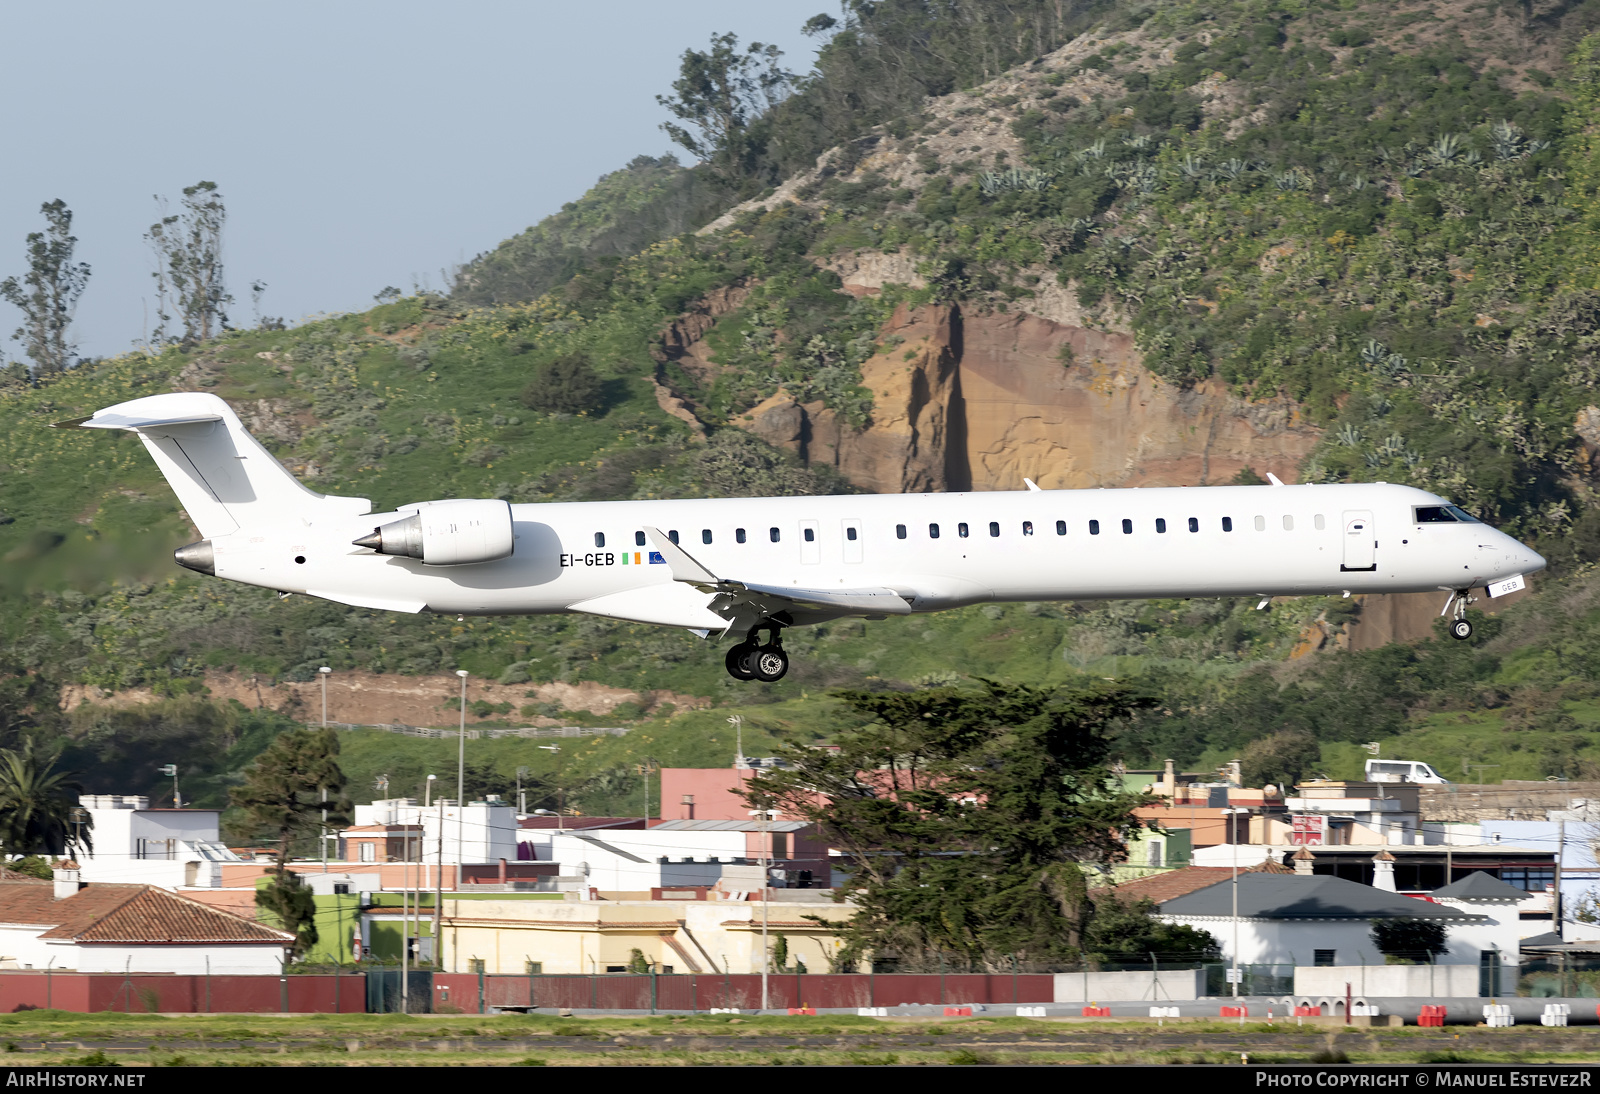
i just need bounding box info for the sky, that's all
[0,1,828,359]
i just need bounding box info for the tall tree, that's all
[146,181,233,346]
[0,200,90,377]
[231,727,350,958]
[657,33,792,183]
[0,737,90,857]
[745,681,1155,972]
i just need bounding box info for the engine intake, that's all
[353,499,514,566]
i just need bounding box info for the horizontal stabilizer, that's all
[58,409,223,433]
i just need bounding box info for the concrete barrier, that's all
[1294,964,1481,998]
[1052,969,1205,1002]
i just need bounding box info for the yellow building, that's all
[440,896,856,975]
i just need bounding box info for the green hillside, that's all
[6,0,1600,823]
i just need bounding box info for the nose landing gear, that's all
[1446,588,1476,641]
[723,623,789,682]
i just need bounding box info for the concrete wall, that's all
[1052,969,1206,1002]
[1295,964,1490,999]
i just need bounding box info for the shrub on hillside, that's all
[520,353,605,415]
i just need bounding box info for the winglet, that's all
[643,527,720,586]
[1023,477,1042,492]
[1266,472,1286,487]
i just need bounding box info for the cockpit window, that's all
[1414,506,1457,523]
[1445,505,1480,523]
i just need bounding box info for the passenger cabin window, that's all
[1055,520,1066,536]
[594,532,605,548]
[1089,520,1100,535]
[635,531,646,547]
[1282,515,1294,531]
[1121,518,1133,534]
[1022,521,1034,536]
[769,527,780,543]
[702,529,713,544]
[1314,514,1325,531]
[988,521,1000,537]
[896,524,907,539]
[736,528,746,543]
[668,530,680,544]
[846,527,858,541]
[1188,517,1199,533]
[1222,517,1233,532]
[1155,518,1167,534]
[929,523,940,539]
[1253,515,1266,532]
[958,522,970,538]
[803,528,815,542]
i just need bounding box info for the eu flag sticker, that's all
[648,551,665,564]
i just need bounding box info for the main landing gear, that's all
[724,623,789,682]
[1447,588,1475,641]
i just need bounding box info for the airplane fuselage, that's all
[211,481,1539,625]
[68,392,1545,681]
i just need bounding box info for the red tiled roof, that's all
[1092,861,1292,904]
[0,880,292,945]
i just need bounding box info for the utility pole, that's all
[318,666,331,726]
[1557,818,1566,933]
[159,764,181,809]
[1230,808,1240,998]
[433,798,444,971]
[752,807,777,1011]
[517,766,530,815]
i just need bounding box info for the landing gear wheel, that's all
[1450,618,1473,641]
[725,644,757,680]
[750,646,789,682]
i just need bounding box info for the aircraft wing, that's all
[642,526,912,621]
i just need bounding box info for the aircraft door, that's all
[1341,510,1376,571]
[799,520,821,564]
[842,519,863,564]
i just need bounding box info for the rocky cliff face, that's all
[728,287,1320,493]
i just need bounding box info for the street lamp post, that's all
[751,807,778,1011]
[1228,807,1246,998]
[455,670,468,897]
[425,773,437,808]
[318,666,332,727]
[538,746,562,828]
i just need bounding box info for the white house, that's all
[354,798,517,866]
[0,871,293,974]
[1157,872,1492,969]
[1428,870,1540,962]
[75,795,242,889]
[544,827,760,893]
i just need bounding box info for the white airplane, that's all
[64,392,1545,682]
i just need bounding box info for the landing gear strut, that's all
[724,622,789,682]
[1447,588,1475,641]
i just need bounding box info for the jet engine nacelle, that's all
[354,499,514,566]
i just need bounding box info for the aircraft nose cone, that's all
[1525,548,1547,574]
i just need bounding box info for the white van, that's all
[1365,759,1450,785]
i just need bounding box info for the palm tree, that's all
[0,738,89,858]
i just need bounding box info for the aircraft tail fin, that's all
[62,392,370,538]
